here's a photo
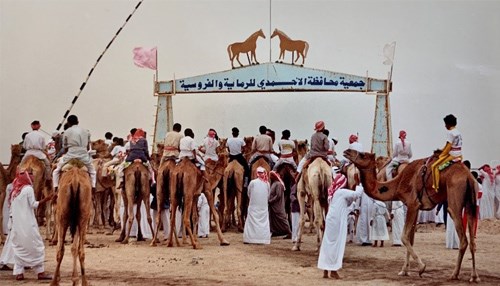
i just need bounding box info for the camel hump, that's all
[62,158,88,172]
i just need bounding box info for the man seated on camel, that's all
[296,121,330,178]
[431,114,462,192]
[273,129,297,171]
[179,128,206,172]
[227,127,250,185]
[386,130,412,180]
[52,115,96,192]
[123,128,155,185]
[248,125,275,170]
[20,120,52,182]
[199,128,220,165]
[161,123,183,163]
[102,137,126,177]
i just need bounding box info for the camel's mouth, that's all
[343,149,355,160]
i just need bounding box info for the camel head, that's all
[156,143,165,156]
[375,156,390,171]
[91,139,107,153]
[11,144,22,157]
[343,149,376,170]
[217,138,227,155]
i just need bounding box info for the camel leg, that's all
[135,201,144,241]
[143,194,155,243]
[398,205,425,277]
[151,207,162,247]
[115,191,127,242]
[204,189,230,246]
[222,174,229,232]
[236,175,244,232]
[466,209,480,282]
[449,209,468,280]
[183,197,200,249]
[122,191,135,244]
[78,222,88,286]
[114,184,122,228]
[71,231,80,285]
[167,201,177,247]
[313,197,324,252]
[292,184,307,251]
[51,224,68,286]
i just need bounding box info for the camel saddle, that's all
[61,158,88,172]
[302,156,331,171]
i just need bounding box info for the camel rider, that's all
[248,125,275,169]
[199,129,220,163]
[431,114,462,192]
[162,123,183,162]
[297,121,330,174]
[179,128,206,171]
[386,130,413,180]
[273,129,297,171]
[227,127,250,184]
[124,128,156,185]
[323,129,338,165]
[52,115,96,193]
[348,134,363,152]
[102,138,126,177]
[20,120,51,180]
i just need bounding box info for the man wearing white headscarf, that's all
[318,181,364,279]
[8,171,52,280]
[243,167,271,244]
[386,130,412,180]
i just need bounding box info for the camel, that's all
[91,158,117,233]
[168,158,205,249]
[375,156,408,181]
[51,162,92,286]
[199,154,230,245]
[292,158,332,251]
[91,139,111,159]
[0,164,8,244]
[222,159,245,232]
[150,158,176,246]
[276,163,297,228]
[115,161,155,244]
[6,144,23,182]
[343,149,479,282]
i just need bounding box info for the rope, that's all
[55,1,144,131]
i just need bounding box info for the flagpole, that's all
[155,48,159,82]
[269,0,272,62]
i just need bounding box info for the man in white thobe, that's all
[318,185,363,279]
[20,120,51,180]
[386,130,412,180]
[391,201,405,246]
[52,115,96,192]
[243,167,271,244]
[9,171,51,280]
[356,188,373,246]
[197,193,210,238]
[369,200,390,247]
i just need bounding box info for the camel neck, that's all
[359,166,399,201]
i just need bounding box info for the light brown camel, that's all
[91,158,116,234]
[375,156,408,181]
[344,149,479,282]
[271,28,309,66]
[115,161,155,244]
[222,159,245,232]
[150,158,176,246]
[91,139,111,159]
[202,154,230,245]
[227,29,266,69]
[6,144,23,182]
[19,155,54,238]
[293,139,315,233]
[168,158,206,249]
[51,163,92,286]
[292,158,332,251]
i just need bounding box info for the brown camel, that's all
[91,139,111,159]
[168,158,206,249]
[51,163,92,286]
[292,158,332,251]
[151,158,176,246]
[343,149,479,282]
[0,145,23,244]
[115,161,155,244]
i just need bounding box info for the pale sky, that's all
[1,0,499,167]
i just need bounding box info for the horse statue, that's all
[271,28,309,66]
[227,29,266,69]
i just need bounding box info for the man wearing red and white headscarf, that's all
[199,129,220,162]
[243,167,271,244]
[318,183,364,279]
[268,171,291,238]
[8,171,52,281]
[386,130,413,180]
[348,134,363,152]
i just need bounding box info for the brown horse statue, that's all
[51,162,92,286]
[115,161,155,244]
[271,28,309,66]
[227,29,266,69]
[344,149,479,282]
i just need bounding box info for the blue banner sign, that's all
[157,63,389,94]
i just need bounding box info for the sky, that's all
[1,0,499,167]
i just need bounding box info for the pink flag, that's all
[133,47,157,70]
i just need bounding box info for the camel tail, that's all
[134,168,141,198]
[162,169,171,206]
[69,182,80,238]
[176,172,184,211]
[465,176,477,218]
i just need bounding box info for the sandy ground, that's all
[1,220,500,286]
